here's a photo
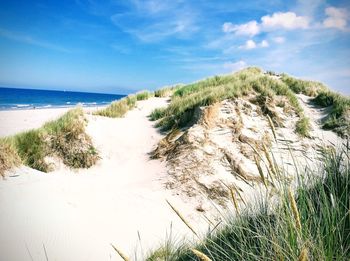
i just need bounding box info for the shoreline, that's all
[0,105,106,137]
[0,103,110,111]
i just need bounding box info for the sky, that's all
[0,0,349,95]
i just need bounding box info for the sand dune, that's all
[0,98,206,261]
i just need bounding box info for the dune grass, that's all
[136,91,153,101]
[295,117,311,137]
[281,74,327,97]
[0,107,98,174]
[0,139,20,177]
[150,107,167,121]
[154,86,180,97]
[94,95,136,118]
[147,147,350,260]
[152,68,316,137]
[313,91,350,137]
[94,91,153,118]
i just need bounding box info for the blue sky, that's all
[0,0,349,94]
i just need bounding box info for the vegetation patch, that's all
[1,108,99,174]
[136,91,152,101]
[149,107,167,121]
[12,129,49,171]
[313,91,350,137]
[154,85,180,97]
[295,117,311,137]
[152,68,310,132]
[44,108,98,169]
[94,95,136,118]
[95,91,153,118]
[281,74,327,96]
[151,68,344,138]
[147,148,350,260]
[0,139,21,177]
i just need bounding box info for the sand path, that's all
[0,98,201,261]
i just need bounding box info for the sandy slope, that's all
[152,95,346,213]
[0,98,205,261]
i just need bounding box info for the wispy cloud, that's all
[110,0,199,42]
[223,21,260,37]
[0,28,70,52]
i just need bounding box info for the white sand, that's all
[0,106,104,137]
[0,98,206,261]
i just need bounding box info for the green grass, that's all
[94,91,153,118]
[12,129,49,171]
[295,117,311,137]
[149,107,167,121]
[150,68,339,137]
[152,67,310,133]
[136,91,152,101]
[0,107,99,173]
[313,91,350,137]
[154,86,180,97]
[147,147,350,260]
[94,95,136,118]
[281,74,327,96]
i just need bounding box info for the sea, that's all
[0,87,125,110]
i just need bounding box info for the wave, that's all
[16,104,31,107]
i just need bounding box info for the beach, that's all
[0,98,206,261]
[0,106,106,137]
[1,71,349,261]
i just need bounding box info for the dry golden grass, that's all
[298,247,308,261]
[0,139,21,177]
[111,244,130,261]
[267,114,277,141]
[150,129,181,159]
[230,187,239,212]
[191,249,212,261]
[166,199,198,237]
[254,155,268,189]
[288,187,302,232]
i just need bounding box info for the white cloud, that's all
[238,39,269,50]
[261,12,310,30]
[260,40,269,47]
[222,20,260,37]
[222,11,310,39]
[223,60,247,72]
[323,7,348,30]
[273,36,285,43]
[239,39,257,49]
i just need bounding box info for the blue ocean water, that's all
[0,87,125,110]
